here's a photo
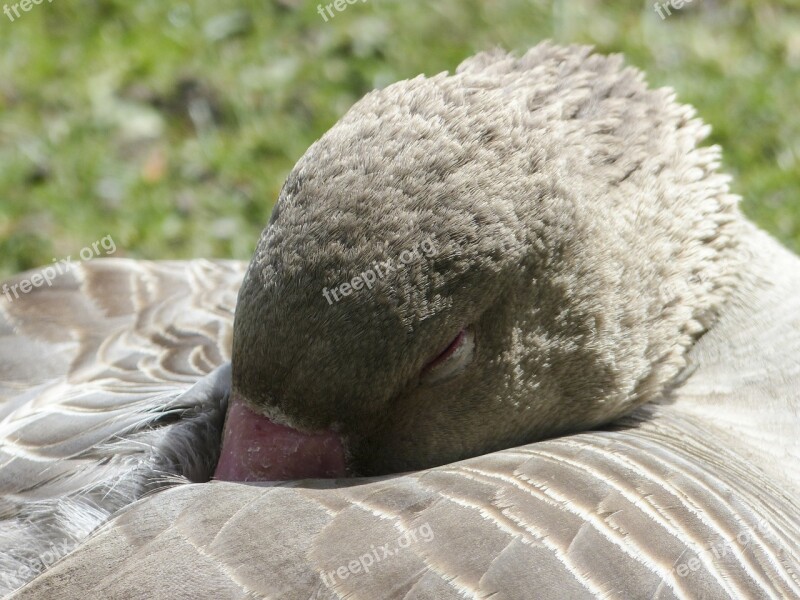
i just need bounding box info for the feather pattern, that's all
[0,259,244,596]
[9,410,800,600]
[1,43,799,600]
[3,233,800,599]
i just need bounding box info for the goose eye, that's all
[421,327,475,384]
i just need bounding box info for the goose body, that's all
[1,43,799,599]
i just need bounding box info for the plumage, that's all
[0,260,243,596]
[1,43,798,599]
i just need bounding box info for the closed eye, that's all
[421,327,475,384]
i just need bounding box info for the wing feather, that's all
[0,259,245,596]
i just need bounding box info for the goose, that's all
[1,42,799,599]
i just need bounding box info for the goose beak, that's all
[213,392,348,482]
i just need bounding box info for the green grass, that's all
[1,0,798,277]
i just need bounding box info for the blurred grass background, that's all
[1,0,798,277]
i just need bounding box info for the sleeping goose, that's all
[1,42,798,599]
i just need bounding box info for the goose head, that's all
[217,44,742,480]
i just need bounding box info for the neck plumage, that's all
[667,220,800,491]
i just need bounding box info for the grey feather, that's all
[1,43,798,599]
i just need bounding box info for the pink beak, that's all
[213,393,348,482]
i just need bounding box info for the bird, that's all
[1,42,798,599]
